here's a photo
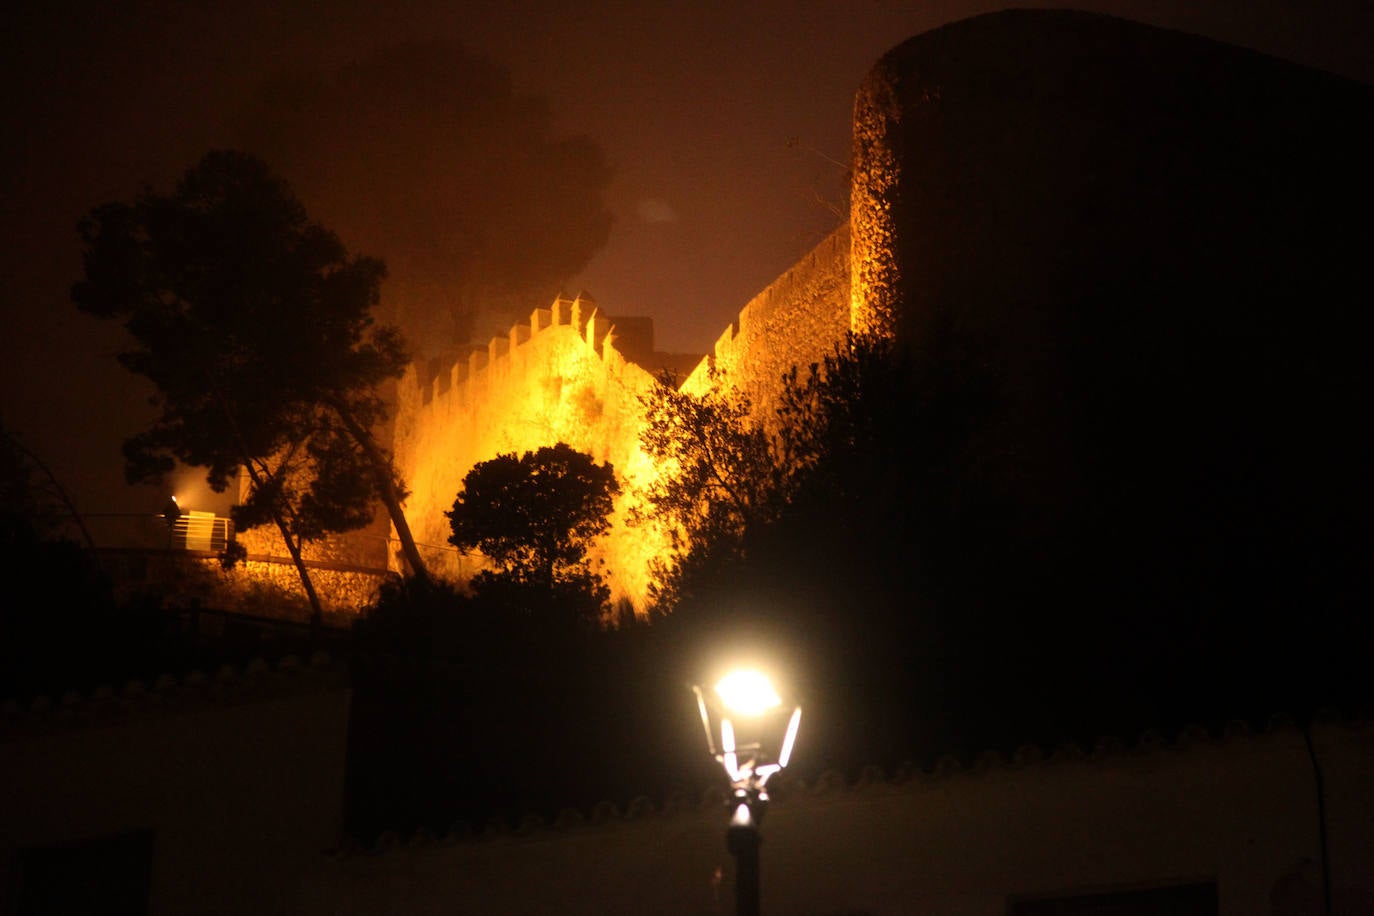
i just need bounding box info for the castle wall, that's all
[687,225,851,417]
[844,9,1374,629]
[391,294,667,612]
[391,226,854,615]
[104,550,384,621]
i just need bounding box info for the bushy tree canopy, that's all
[73,151,428,614]
[448,443,619,616]
[634,334,999,758]
[1,421,62,543]
[632,368,793,609]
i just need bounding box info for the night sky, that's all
[2,0,1370,520]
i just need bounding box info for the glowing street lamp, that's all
[693,669,802,916]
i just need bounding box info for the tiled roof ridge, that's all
[333,708,1370,858]
[0,650,345,738]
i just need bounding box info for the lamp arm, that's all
[693,686,718,756]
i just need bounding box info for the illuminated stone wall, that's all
[390,227,853,614]
[161,9,1374,627]
[248,15,1001,613]
[391,294,670,612]
[687,226,851,415]
[222,228,852,616]
[849,57,904,340]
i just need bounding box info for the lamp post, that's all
[162,494,182,550]
[693,670,802,916]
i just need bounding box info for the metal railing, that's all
[167,511,233,552]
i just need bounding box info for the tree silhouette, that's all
[448,443,619,624]
[73,151,430,619]
[636,333,995,761]
[0,419,93,550]
[632,368,793,610]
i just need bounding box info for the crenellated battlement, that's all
[386,224,856,615]
[388,292,692,612]
[236,193,854,618]
[402,292,633,414]
[686,225,852,412]
[321,94,853,620]
[172,8,1373,636]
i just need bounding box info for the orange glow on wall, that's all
[390,232,856,617]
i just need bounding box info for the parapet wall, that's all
[391,224,854,613]
[391,294,668,610]
[688,225,851,416]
